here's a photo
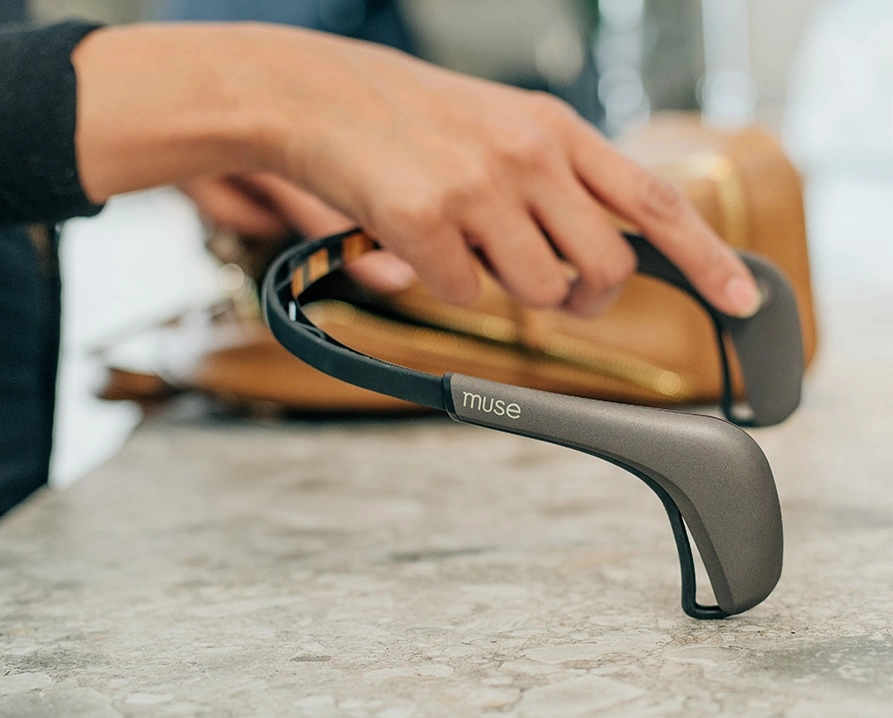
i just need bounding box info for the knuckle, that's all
[637,171,686,223]
[492,125,553,171]
[576,246,636,297]
[522,130,555,169]
[527,91,575,125]
[388,188,447,235]
[459,159,496,199]
[678,235,724,275]
[521,272,569,309]
[539,279,572,308]
[491,99,565,171]
[423,153,497,216]
[672,240,738,298]
[699,243,738,287]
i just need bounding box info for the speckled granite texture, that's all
[3,168,893,716]
[1,263,893,717]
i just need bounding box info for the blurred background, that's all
[14,0,891,484]
[30,0,820,128]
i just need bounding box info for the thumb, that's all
[345,251,418,294]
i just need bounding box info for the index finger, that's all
[569,123,762,318]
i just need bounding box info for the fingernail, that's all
[724,275,762,318]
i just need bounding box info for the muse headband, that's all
[262,228,804,618]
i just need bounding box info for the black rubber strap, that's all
[262,229,445,410]
[262,228,804,427]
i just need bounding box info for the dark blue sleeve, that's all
[0,0,27,24]
[0,21,105,225]
[154,0,418,55]
[0,225,60,516]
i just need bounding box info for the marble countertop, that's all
[2,296,892,717]
[3,180,893,717]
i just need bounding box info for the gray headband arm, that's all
[443,374,783,617]
[624,233,804,426]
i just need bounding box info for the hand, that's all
[181,173,417,293]
[73,24,761,318]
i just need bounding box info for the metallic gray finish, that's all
[262,230,801,617]
[630,236,804,427]
[446,374,783,615]
[725,254,805,426]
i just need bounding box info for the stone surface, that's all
[4,162,893,716]
[1,263,893,717]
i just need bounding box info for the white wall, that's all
[747,0,825,121]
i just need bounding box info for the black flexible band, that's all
[263,229,446,410]
[261,229,719,414]
[262,227,804,427]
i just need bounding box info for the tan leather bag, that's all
[97,114,818,414]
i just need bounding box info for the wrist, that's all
[72,23,281,202]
